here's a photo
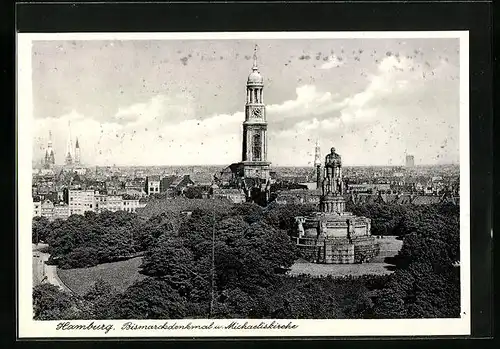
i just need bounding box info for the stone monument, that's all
[294,146,379,264]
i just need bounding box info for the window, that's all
[252,133,262,161]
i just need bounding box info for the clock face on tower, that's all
[251,107,262,119]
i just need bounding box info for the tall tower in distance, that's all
[314,140,322,189]
[74,137,81,165]
[240,44,270,180]
[405,154,415,167]
[44,130,56,168]
[65,122,73,166]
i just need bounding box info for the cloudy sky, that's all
[31,37,460,166]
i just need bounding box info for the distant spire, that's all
[252,44,258,71]
[74,136,81,165]
[65,121,74,165]
[314,139,321,166]
[45,130,55,165]
[67,121,73,156]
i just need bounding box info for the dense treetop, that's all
[33,201,460,319]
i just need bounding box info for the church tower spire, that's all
[314,139,321,166]
[239,45,270,182]
[44,130,55,167]
[314,140,322,189]
[74,137,81,165]
[65,121,73,166]
[252,44,258,71]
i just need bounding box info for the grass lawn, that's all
[57,257,146,296]
[289,262,395,277]
[289,235,403,277]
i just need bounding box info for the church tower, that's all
[65,122,73,166]
[44,130,55,167]
[241,45,271,180]
[74,137,81,165]
[314,140,322,189]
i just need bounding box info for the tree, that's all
[370,288,407,319]
[45,210,144,268]
[263,203,316,236]
[111,278,189,319]
[367,202,461,319]
[33,284,81,320]
[229,203,263,224]
[80,279,120,319]
[184,186,207,199]
[32,216,50,244]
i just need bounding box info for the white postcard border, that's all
[17,31,470,338]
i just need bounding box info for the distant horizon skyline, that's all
[33,131,460,167]
[32,37,461,167]
[33,157,460,169]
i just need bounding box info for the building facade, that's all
[145,175,161,195]
[122,198,145,213]
[66,189,97,215]
[52,203,70,220]
[211,188,246,204]
[33,200,41,217]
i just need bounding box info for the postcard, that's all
[17,31,470,338]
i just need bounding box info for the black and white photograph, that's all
[17,31,470,338]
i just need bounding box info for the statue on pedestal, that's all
[318,218,328,238]
[296,217,305,238]
[322,147,343,195]
[325,147,342,168]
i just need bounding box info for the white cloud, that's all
[267,85,345,123]
[33,55,458,167]
[269,55,459,166]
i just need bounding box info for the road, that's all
[32,243,71,292]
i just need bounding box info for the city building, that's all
[145,175,161,195]
[122,197,146,213]
[52,203,70,220]
[347,183,391,194]
[94,194,124,212]
[65,189,97,215]
[160,175,195,195]
[106,178,124,195]
[125,178,146,192]
[106,195,124,212]
[120,188,147,198]
[40,199,55,220]
[33,200,41,217]
[32,198,70,220]
[274,189,321,206]
[211,188,246,204]
[170,175,195,194]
